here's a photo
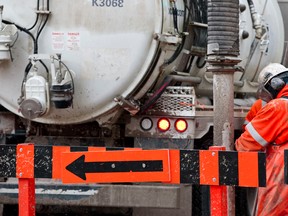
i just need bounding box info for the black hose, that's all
[196,56,206,68]
[7,0,50,100]
[4,5,49,74]
[2,20,37,53]
[190,0,207,48]
[27,0,40,30]
[40,60,49,73]
[172,6,178,33]
[25,62,33,75]
[165,0,190,65]
[33,1,50,74]
[36,14,49,42]
[165,39,186,65]
[139,76,173,114]
[27,15,39,31]
[247,0,253,6]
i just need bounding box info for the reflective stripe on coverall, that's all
[235,85,288,216]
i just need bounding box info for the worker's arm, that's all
[235,130,264,151]
[242,99,266,131]
[236,102,279,151]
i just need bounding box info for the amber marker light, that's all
[157,118,170,132]
[175,119,188,133]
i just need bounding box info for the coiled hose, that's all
[207,0,239,57]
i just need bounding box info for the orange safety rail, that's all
[0,144,267,187]
[0,144,271,216]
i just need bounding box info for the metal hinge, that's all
[114,96,140,116]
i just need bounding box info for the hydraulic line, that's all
[27,0,40,30]
[36,14,49,42]
[139,73,202,114]
[139,76,174,114]
[2,20,37,53]
[7,0,50,100]
[191,0,207,48]
[33,0,50,74]
[172,2,178,33]
[165,0,189,65]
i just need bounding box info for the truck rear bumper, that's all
[0,179,180,209]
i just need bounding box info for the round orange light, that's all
[175,119,188,133]
[157,118,170,132]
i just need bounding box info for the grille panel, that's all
[147,87,196,116]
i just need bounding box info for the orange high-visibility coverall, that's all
[235,85,288,216]
[243,99,266,127]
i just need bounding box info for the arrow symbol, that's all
[66,155,164,180]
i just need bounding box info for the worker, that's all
[235,63,288,216]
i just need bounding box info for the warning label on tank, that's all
[52,32,81,51]
[67,32,80,51]
[52,32,65,51]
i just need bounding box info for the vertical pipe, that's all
[206,0,240,154]
[206,0,241,215]
[213,74,234,149]
[0,5,3,31]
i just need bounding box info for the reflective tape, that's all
[246,123,268,147]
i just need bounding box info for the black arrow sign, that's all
[65,155,164,180]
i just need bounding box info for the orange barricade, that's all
[0,143,268,216]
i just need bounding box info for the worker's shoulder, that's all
[266,97,288,111]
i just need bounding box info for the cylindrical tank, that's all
[0,0,284,125]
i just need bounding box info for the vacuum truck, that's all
[0,0,286,215]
